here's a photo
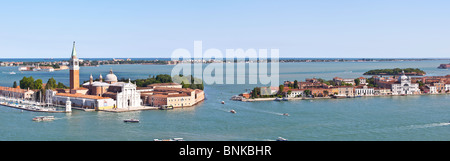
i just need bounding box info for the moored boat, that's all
[124,119,139,123]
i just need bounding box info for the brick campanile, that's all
[69,41,80,89]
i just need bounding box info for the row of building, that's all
[241,71,450,99]
[1,41,205,111]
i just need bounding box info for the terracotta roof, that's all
[151,94,168,98]
[147,83,181,87]
[0,86,32,93]
[154,87,194,92]
[167,94,190,97]
[55,93,110,100]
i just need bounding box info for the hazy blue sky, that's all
[1,0,449,58]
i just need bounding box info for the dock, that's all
[0,102,68,113]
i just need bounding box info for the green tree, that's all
[12,81,17,88]
[33,79,43,90]
[355,78,360,86]
[293,80,298,89]
[45,77,57,89]
[304,90,311,96]
[278,85,284,94]
[57,82,68,89]
[19,76,35,89]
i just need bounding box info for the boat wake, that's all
[404,122,450,130]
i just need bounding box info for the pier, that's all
[0,96,68,113]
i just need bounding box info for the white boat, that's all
[276,137,288,141]
[9,71,16,75]
[230,109,236,114]
[124,119,139,123]
[154,138,184,141]
[32,116,55,122]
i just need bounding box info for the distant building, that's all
[285,89,305,98]
[437,63,450,69]
[354,85,374,96]
[336,86,354,97]
[140,84,205,108]
[0,86,35,100]
[374,88,391,95]
[46,42,142,110]
[333,77,355,86]
[391,71,420,95]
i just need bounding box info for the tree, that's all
[12,81,17,88]
[293,80,299,89]
[20,76,35,89]
[304,90,311,96]
[355,78,360,86]
[57,82,68,89]
[45,77,57,89]
[278,85,284,94]
[33,79,43,90]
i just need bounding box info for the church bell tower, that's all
[69,41,80,90]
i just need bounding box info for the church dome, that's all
[105,68,118,83]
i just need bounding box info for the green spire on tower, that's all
[71,41,77,58]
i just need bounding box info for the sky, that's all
[0,0,450,58]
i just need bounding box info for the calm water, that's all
[0,60,449,140]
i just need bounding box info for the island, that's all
[363,68,426,76]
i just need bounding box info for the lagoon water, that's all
[0,60,449,140]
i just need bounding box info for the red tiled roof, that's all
[56,93,109,100]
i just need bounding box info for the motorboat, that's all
[276,137,288,141]
[154,138,184,141]
[230,109,236,114]
[282,113,289,116]
[9,71,16,75]
[33,116,55,122]
[221,101,225,104]
[124,119,139,123]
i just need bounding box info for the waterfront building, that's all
[49,92,116,110]
[358,77,367,85]
[374,88,391,95]
[46,42,142,110]
[336,86,354,97]
[391,71,420,95]
[354,85,375,96]
[299,81,328,89]
[333,77,355,86]
[286,89,305,98]
[140,83,205,108]
[432,82,446,93]
[438,63,450,69]
[309,88,331,97]
[0,86,35,100]
[445,84,450,93]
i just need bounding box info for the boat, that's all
[221,101,225,104]
[159,105,173,110]
[282,113,289,116]
[154,138,184,141]
[9,71,16,75]
[123,119,139,123]
[230,109,236,114]
[32,116,55,122]
[276,137,288,141]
